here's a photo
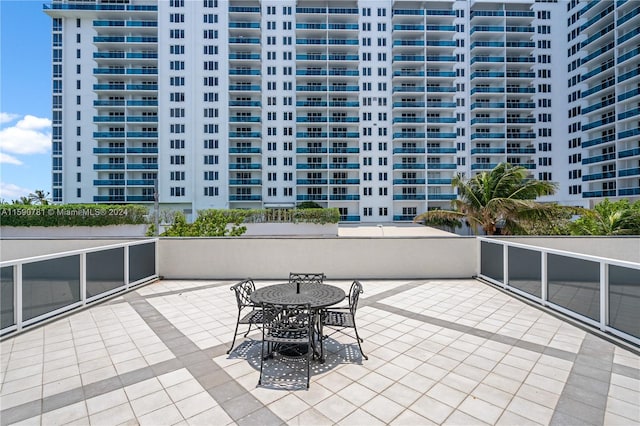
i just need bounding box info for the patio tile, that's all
[506,396,554,425]
[185,405,234,426]
[157,368,193,388]
[606,396,640,421]
[408,395,455,424]
[440,372,479,393]
[458,395,505,424]
[382,382,422,407]
[86,388,128,415]
[166,379,205,403]
[361,395,405,423]
[42,375,82,398]
[137,403,185,426]
[221,393,264,420]
[41,401,87,426]
[339,408,388,425]
[496,409,542,425]
[1,373,42,395]
[427,382,467,408]
[358,371,394,393]
[314,394,358,423]
[610,372,640,391]
[482,372,522,394]
[608,383,640,405]
[174,391,218,419]
[389,409,437,426]
[470,383,512,409]
[5,415,42,426]
[2,363,43,383]
[130,389,174,417]
[266,393,309,420]
[398,371,436,393]
[443,410,491,425]
[337,382,377,407]
[290,407,333,425]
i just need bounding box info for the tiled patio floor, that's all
[1,279,639,425]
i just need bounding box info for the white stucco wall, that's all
[157,237,477,280]
[492,237,640,263]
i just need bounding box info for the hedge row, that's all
[0,205,148,227]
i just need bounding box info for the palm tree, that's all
[28,189,50,205]
[12,196,32,205]
[414,162,558,235]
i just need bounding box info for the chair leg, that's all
[227,314,241,354]
[243,322,252,337]
[306,343,311,389]
[259,337,265,385]
[352,322,368,360]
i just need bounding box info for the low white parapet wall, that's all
[492,236,640,263]
[157,236,477,279]
[0,225,148,238]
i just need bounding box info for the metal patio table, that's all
[250,282,345,361]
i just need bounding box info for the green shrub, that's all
[161,209,248,237]
[0,204,148,227]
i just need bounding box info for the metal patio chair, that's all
[259,302,314,389]
[321,280,368,360]
[227,278,264,354]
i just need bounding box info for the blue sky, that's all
[1,0,52,202]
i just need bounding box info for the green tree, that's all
[28,189,50,205]
[569,199,640,235]
[414,162,558,235]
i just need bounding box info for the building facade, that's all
[45,0,639,222]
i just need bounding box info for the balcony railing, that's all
[478,238,639,344]
[0,240,158,336]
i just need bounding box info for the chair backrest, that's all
[230,279,256,308]
[347,280,364,315]
[289,272,325,285]
[262,303,312,338]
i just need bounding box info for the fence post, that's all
[541,251,548,305]
[502,243,509,288]
[80,253,87,306]
[16,264,23,332]
[599,262,608,331]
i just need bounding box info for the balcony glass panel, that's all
[609,265,640,339]
[22,256,80,321]
[481,242,503,283]
[548,254,599,321]
[129,243,155,283]
[86,248,125,298]
[508,247,541,298]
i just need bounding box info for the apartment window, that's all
[204,171,218,180]
[204,155,218,164]
[204,187,218,196]
[170,155,185,165]
[378,207,388,216]
[170,187,185,197]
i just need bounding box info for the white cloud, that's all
[0,113,19,124]
[0,182,32,201]
[0,114,52,156]
[0,152,23,165]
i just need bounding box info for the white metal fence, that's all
[0,239,158,337]
[477,237,640,346]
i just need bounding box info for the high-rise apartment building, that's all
[45,0,639,222]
